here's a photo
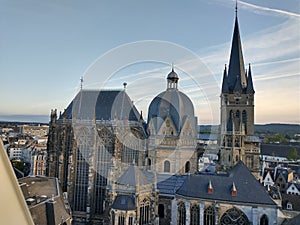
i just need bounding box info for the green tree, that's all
[287,148,300,161]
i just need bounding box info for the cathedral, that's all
[47,7,277,225]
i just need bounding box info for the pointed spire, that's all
[80,76,83,90]
[246,64,255,94]
[232,182,237,196]
[139,110,143,121]
[233,74,243,93]
[227,11,246,92]
[221,64,229,93]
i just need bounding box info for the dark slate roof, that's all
[147,89,196,134]
[282,193,300,211]
[111,194,136,210]
[261,143,300,158]
[61,90,141,121]
[176,161,277,206]
[285,213,300,225]
[157,174,187,196]
[227,16,247,92]
[116,165,150,186]
[275,167,293,181]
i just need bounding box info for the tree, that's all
[287,148,300,161]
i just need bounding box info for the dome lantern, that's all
[167,67,179,90]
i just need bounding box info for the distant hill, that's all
[254,124,300,137]
[199,123,300,137]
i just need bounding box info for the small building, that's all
[18,176,72,225]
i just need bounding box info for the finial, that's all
[123,82,127,90]
[171,62,174,72]
[80,76,83,90]
[235,0,238,16]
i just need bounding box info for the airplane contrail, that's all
[239,1,300,18]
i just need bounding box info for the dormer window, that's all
[287,202,293,210]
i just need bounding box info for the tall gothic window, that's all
[260,214,268,225]
[158,204,164,218]
[185,161,190,173]
[139,199,150,225]
[204,206,215,225]
[227,110,233,132]
[164,160,170,173]
[178,202,186,225]
[118,213,125,225]
[246,156,253,169]
[220,207,250,225]
[147,158,152,170]
[190,205,200,225]
[128,215,134,225]
[111,211,115,225]
[242,110,247,134]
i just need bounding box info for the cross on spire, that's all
[80,76,83,90]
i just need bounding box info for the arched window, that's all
[236,110,240,118]
[185,161,190,173]
[139,199,150,225]
[158,204,164,218]
[227,110,233,131]
[164,160,170,173]
[147,158,151,170]
[242,110,247,134]
[246,156,253,169]
[204,206,215,225]
[118,213,125,225]
[260,214,268,225]
[111,211,115,225]
[178,202,186,225]
[128,215,134,225]
[220,207,250,225]
[190,205,200,225]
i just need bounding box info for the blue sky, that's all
[0,0,299,124]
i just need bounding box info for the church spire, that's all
[227,6,246,92]
[221,64,229,93]
[246,64,255,94]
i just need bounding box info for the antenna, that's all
[80,76,83,90]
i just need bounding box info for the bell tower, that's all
[219,4,260,177]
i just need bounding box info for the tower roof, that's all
[116,165,150,187]
[227,16,246,92]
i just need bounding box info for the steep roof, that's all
[227,16,247,92]
[176,161,277,206]
[111,194,136,210]
[116,165,150,186]
[62,90,141,122]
